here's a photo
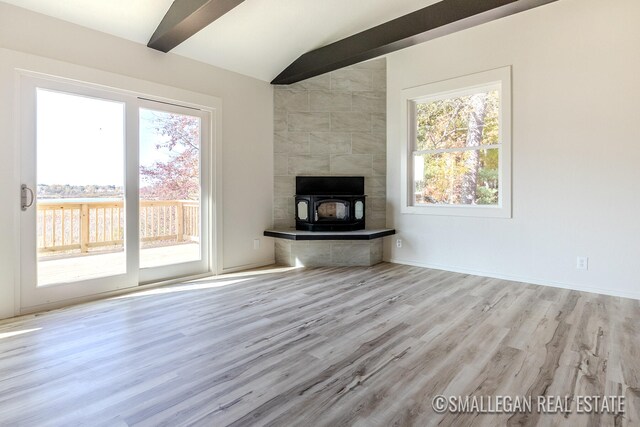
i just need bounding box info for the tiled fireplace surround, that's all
[273,58,387,266]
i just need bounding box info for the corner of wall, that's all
[272,58,388,230]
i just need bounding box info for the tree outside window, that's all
[412,87,500,206]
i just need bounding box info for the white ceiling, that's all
[1,0,440,81]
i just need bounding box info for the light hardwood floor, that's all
[0,263,638,426]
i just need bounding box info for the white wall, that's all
[0,3,274,318]
[386,0,640,299]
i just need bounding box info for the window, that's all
[401,67,511,218]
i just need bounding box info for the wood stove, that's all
[295,176,365,231]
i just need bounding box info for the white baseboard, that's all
[221,260,276,274]
[386,258,640,301]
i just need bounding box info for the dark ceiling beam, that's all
[272,0,557,85]
[148,0,245,52]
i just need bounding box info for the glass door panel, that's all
[20,74,213,309]
[139,108,202,269]
[35,89,126,286]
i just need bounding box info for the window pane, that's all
[36,89,126,286]
[297,201,308,220]
[414,148,499,206]
[139,108,201,268]
[415,89,499,151]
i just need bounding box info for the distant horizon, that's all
[38,183,123,187]
[37,183,162,201]
[37,183,155,189]
[38,183,123,186]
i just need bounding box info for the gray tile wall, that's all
[273,58,387,229]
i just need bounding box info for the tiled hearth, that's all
[275,239,382,267]
[265,228,395,267]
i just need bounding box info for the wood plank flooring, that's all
[0,263,638,426]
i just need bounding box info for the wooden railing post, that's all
[80,203,90,253]
[176,202,184,242]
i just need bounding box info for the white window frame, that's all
[400,66,512,218]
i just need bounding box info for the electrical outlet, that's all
[253,239,260,250]
[576,256,588,270]
[396,239,402,248]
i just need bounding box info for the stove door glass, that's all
[316,201,348,221]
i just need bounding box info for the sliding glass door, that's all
[137,101,210,284]
[20,76,211,308]
[35,88,127,286]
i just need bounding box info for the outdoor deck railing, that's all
[37,199,199,253]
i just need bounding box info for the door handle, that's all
[21,184,34,211]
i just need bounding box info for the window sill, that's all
[401,204,511,218]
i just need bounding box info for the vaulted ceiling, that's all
[1,0,439,81]
[3,0,558,83]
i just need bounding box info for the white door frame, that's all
[16,66,223,312]
[19,75,139,307]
